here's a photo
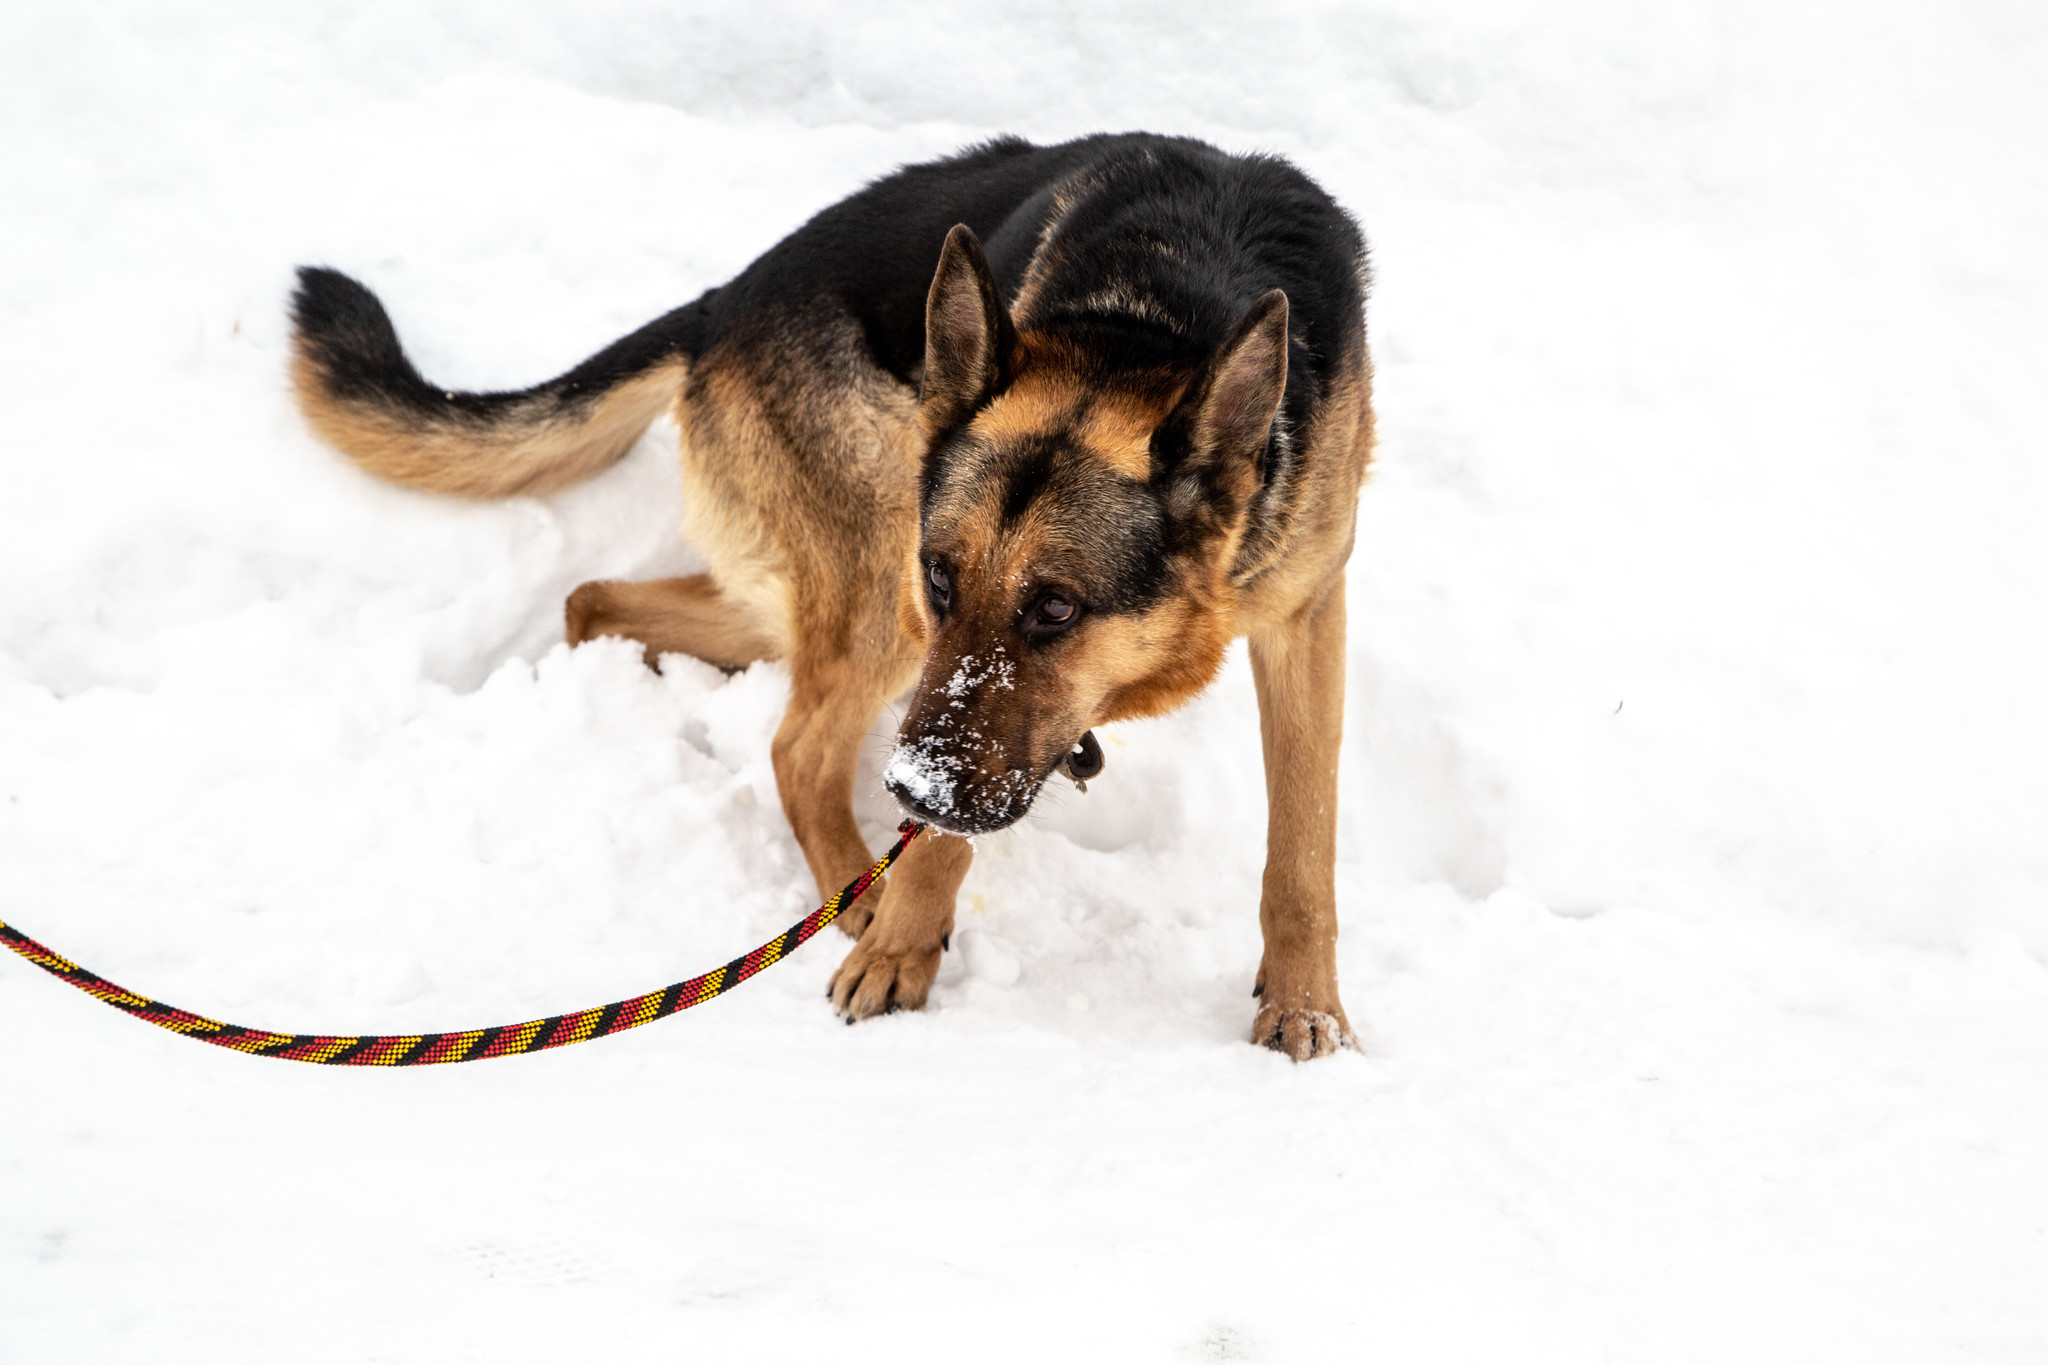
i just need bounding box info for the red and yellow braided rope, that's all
[0,820,923,1066]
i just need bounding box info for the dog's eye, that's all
[927,561,952,605]
[1024,594,1081,636]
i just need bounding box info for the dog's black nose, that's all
[884,780,944,827]
[883,759,975,833]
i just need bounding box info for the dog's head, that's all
[883,225,1290,835]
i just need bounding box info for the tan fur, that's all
[1074,392,1178,481]
[630,304,1367,1048]
[829,828,974,1014]
[565,575,780,670]
[873,313,1376,1054]
[969,362,1187,486]
[302,196,1375,1059]
[290,350,686,499]
[970,373,1082,448]
[1245,579,1352,1056]
[596,322,938,955]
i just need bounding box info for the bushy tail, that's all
[288,267,710,499]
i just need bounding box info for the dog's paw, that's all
[563,580,610,647]
[1251,1004,1357,1062]
[828,937,942,1020]
[1251,955,1355,1061]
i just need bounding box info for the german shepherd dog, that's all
[289,133,1372,1059]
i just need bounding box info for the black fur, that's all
[881,136,1365,615]
[294,133,1364,581]
[985,444,1174,619]
[291,265,713,421]
[699,132,1363,414]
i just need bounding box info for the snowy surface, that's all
[4,2,2047,1360]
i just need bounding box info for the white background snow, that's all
[3,1,2045,1359]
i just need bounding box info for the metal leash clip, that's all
[1059,729,1105,793]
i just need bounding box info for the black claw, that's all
[940,933,951,952]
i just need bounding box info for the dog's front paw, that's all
[1251,959,1356,1060]
[829,936,942,1020]
[1251,1004,1356,1061]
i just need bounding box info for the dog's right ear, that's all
[1153,289,1290,527]
[920,224,1016,435]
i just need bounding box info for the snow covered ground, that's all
[3,1,2046,1359]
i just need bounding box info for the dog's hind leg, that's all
[565,574,780,670]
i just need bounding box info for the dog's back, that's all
[290,134,1365,514]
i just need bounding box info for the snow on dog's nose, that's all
[884,646,1070,835]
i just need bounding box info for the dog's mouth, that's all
[883,729,1105,835]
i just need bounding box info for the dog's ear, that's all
[1156,289,1290,519]
[921,224,1017,434]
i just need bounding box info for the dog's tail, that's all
[289,267,712,499]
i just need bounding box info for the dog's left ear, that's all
[1156,289,1290,518]
[921,224,1017,435]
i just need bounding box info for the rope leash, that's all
[0,820,923,1066]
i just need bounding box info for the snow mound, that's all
[2,1,2045,1360]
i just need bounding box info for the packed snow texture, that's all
[4,2,2047,1360]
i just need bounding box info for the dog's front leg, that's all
[1246,576,1355,1060]
[829,830,973,1019]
